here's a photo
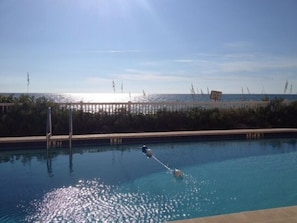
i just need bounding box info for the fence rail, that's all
[0,103,18,113]
[0,101,272,115]
[59,101,271,114]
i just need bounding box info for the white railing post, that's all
[55,101,275,115]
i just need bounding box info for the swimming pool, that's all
[0,138,297,222]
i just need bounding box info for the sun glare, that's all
[67,93,141,103]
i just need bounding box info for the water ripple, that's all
[25,174,206,222]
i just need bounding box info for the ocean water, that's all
[2,92,297,103]
[0,139,297,222]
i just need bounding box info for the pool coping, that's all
[0,128,297,149]
[169,205,297,223]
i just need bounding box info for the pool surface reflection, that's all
[0,138,297,222]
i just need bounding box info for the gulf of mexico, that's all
[2,93,297,103]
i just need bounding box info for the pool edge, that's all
[169,205,297,223]
[0,128,297,150]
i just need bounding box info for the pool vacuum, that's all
[142,144,183,179]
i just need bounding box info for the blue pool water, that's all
[0,138,297,222]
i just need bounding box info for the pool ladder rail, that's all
[46,107,73,149]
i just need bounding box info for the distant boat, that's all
[143,90,146,97]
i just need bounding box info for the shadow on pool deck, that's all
[170,205,297,223]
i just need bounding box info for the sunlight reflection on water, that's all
[25,172,207,222]
[66,93,142,103]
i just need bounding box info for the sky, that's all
[1,0,297,94]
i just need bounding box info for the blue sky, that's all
[1,0,297,94]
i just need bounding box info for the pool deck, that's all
[0,128,297,147]
[170,205,297,223]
